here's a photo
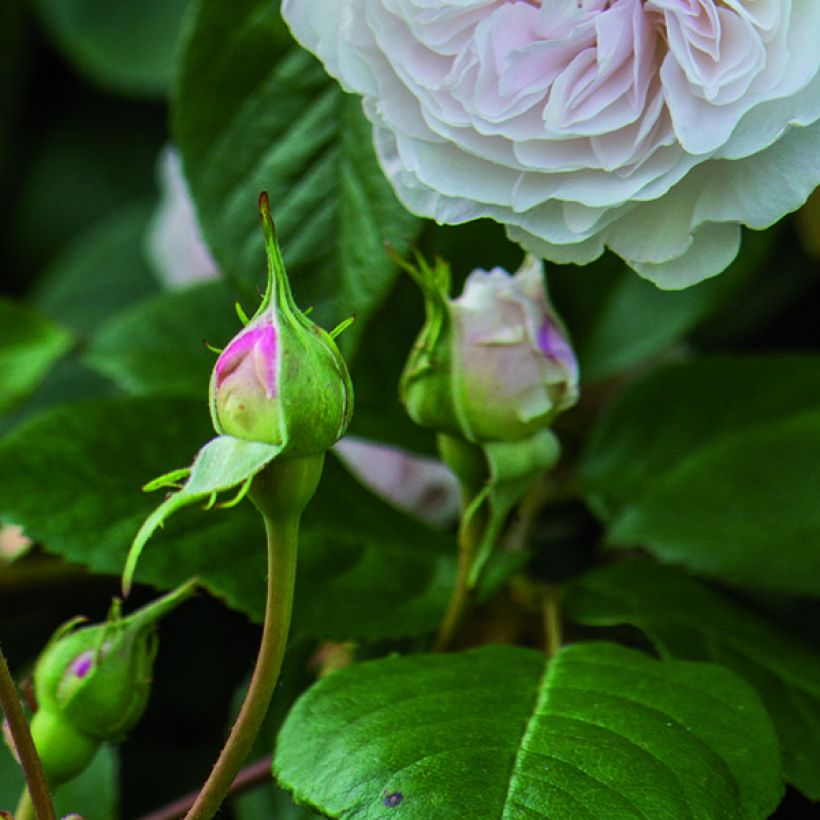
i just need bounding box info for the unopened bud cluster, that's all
[401,255,578,445]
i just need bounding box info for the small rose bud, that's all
[209,194,352,456]
[401,255,578,443]
[30,581,195,785]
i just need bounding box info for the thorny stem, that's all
[138,756,273,820]
[184,514,299,820]
[0,647,55,820]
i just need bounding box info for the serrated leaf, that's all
[0,297,73,415]
[581,356,820,520]
[293,461,455,641]
[34,0,190,97]
[580,356,820,593]
[606,408,820,594]
[275,641,782,819]
[173,0,420,351]
[85,280,240,398]
[0,397,453,640]
[564,559,820,799]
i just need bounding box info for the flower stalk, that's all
[0,646,55,820]
[434,487,487,652]
[185,455,323,820]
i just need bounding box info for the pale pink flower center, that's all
[215,323,278,398]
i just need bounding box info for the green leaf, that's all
[293,455,455,641]
[173,0,420,351]
[548,232,769,382]
[564,559,820,799]
[275,641,782,819]
[0,297,72,415]
[581,356,820,593]
[0,397,453,640]
[34,200,160,337]
[85,281,239,398]
[607,408,820,593]
[0,744,119,820]
[581,356,820,520]
[34,0,191,97]
[52,745,120,820]
[0,396,264,614]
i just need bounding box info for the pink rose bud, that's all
[211,317,282,445]
[209,194,353,456]
[401,255,578,443]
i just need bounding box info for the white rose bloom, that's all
[282,0,820,288]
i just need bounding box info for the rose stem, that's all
[184,513,298,819]
[138,755,272,820]
[0,647,55,820]
[434,498,485,652]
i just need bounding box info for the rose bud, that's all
[30,581,195,785]
[209,194,352,456]
[401,255,578,444]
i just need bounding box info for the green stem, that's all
[542,585,562,659]
[184,513,299,819]
[434,435,489,653]
[434,497,485,652]
[0,647,55,820]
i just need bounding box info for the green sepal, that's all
[399,254,462,439]
[122,436,282,594]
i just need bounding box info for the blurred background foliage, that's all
[1,0,820,817]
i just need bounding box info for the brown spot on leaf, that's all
[383,791,403,808]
